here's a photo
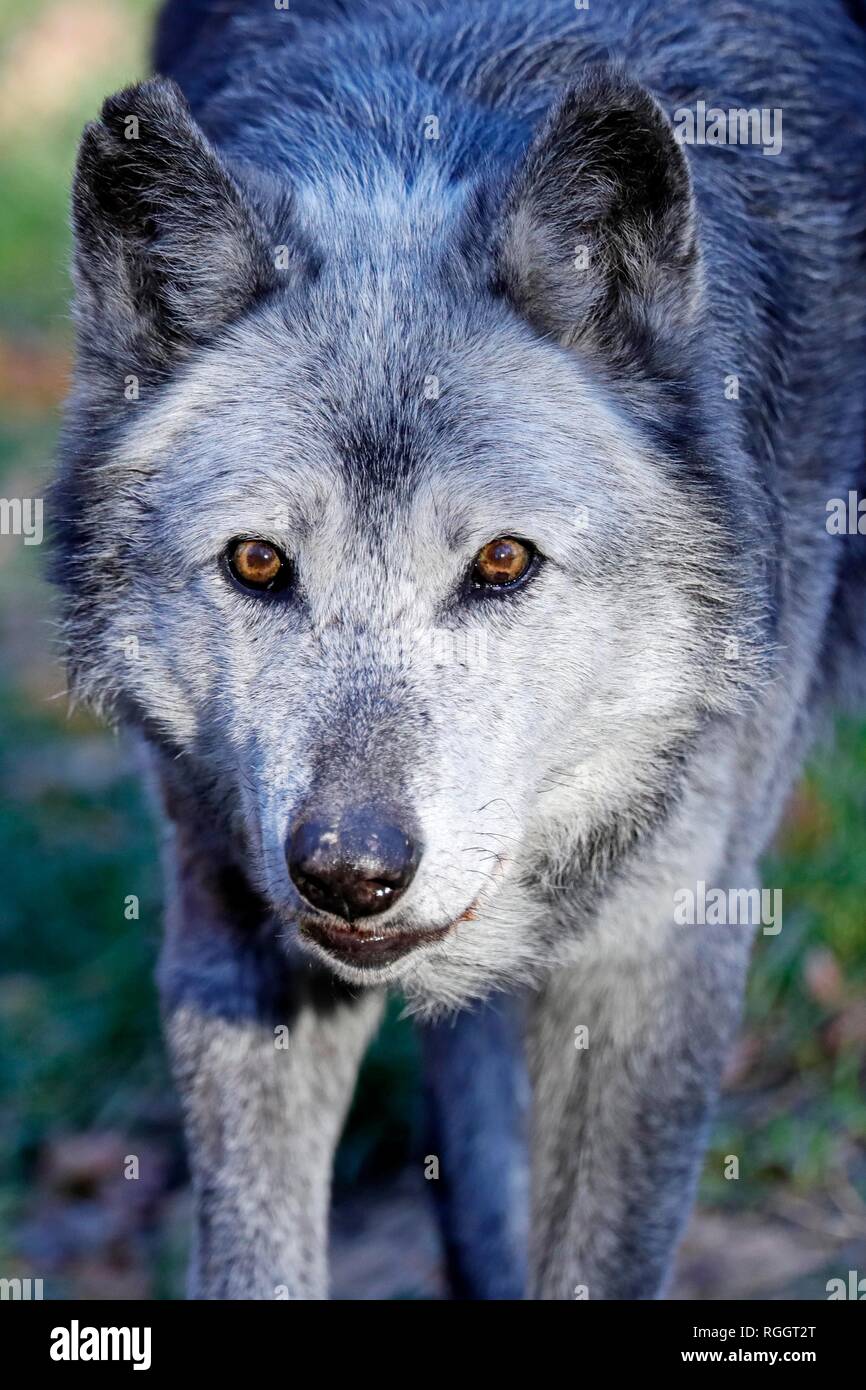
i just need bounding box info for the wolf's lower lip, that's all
[299,917,452,968]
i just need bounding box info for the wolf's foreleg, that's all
[417,993,530,1299]
[527,925,750,1300]
[157,818,382,1300]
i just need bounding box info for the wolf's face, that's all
[55,74,754,1007]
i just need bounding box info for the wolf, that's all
[51,0,866,1299]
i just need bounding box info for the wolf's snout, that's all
[287,810,420,921]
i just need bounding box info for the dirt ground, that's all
[329,1169,864,1301]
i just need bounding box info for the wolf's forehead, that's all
[119,283,652,547]
[128,316,471,491]
[115,360,446,557]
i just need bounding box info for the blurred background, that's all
[1,0,865,1301]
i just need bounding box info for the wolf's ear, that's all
[72,78,287,368]
[492,69,701,366]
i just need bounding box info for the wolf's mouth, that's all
[299,916,454,969]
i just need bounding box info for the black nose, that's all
[287,810,420,921]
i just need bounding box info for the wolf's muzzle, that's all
[286,808,420,922]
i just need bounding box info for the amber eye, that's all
[227,538,290,592]
[470,536,536,590]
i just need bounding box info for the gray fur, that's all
[50,0,866,1298]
